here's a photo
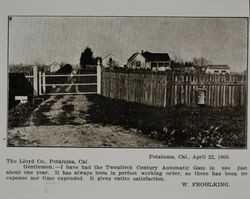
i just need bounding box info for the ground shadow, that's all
[85,95,246,148]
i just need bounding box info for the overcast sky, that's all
[9,17,247,71]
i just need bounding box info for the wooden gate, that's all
[38,65,101,95]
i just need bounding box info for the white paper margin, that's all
[0,0,249,199]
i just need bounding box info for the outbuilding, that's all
[206,65,230,74]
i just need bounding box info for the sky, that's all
[8,17,248,72]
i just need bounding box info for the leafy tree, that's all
[80,47,95,71]
[56,64,73,74]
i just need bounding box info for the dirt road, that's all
[8,95,165,147]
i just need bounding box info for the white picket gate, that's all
[28,65,101,96]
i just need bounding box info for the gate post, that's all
[39,71,42,95]
[33,65,38,96]
[42,72,46,94]
[97,60,101,95]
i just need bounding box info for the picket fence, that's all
[101,70,247,107]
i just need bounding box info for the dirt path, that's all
[8,95,165,147]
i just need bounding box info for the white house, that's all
[206,65,230,74]
[102,54,125,68]
[48,62,61,73]
[127,51,171,71]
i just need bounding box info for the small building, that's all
[127,51,171,71]
[206,65,230,74]
[49,62,61,73]
[102,54,125,68]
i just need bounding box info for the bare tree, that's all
[192,57,211,73]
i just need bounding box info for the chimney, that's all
[141,50,144,54]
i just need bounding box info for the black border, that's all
[7,16,249,150]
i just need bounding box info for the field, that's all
[8,95,165,147]
[8,93,246,148]
[85,95,246,148]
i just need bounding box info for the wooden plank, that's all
[99,71,246,108]
[46,92,97,95]
[212,85,215,107]
[207,85,211,106]
[223,84,226,107]
[45,74,97,77]
[229,86,232,106]
[232,86,235,107]
[218,85,221,106]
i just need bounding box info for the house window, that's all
[151,62,157,67]
[164,62,170,67]
[136,61,141,67]
[221,70,226,73]
[158,62,164,67]
[214,70,219,73]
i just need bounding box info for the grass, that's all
[86,95,246,148]
[57,104,81,125]
[8,95,52,128]
[32,98,80,126]
[8,93,246,148]
[62,104,74,112]
[8,102,38,128]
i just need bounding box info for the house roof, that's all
[127,52,139,62]
[141,51,170,62]
[102,53,125,64]
[49,62,60,67]
[207,65,230,70]
[128,51,170,62]
[102,53,113,60]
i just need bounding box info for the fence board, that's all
[101,70,246,107]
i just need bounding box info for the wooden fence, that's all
[101,71,247,107]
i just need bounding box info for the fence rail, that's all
[101,71,247,107]
[38,65,101,95]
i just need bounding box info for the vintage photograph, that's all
[7,16,247,148]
